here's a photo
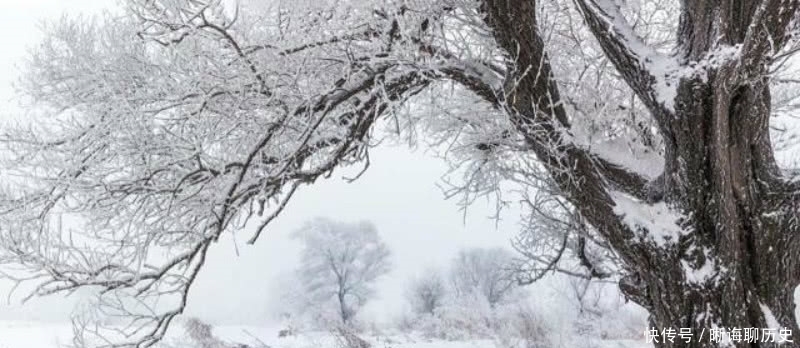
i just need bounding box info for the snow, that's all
[610,190,684,247]
[758,302,793,345]
[794,286,800,329]
[585,137,664,180]
[760,303,781,333]
[771,110,800,175]
[759,302,797,345]
[680,247,721,285]
[0,321,654,348]
[0,321,75,348]
[612,194,722,284]
[650,45,741,113]
[648,57,680,112]
[589,1,746,113]
[589,0,679,110]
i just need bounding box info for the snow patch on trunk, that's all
[680,247,720,285]
[760,302,790,345]
[648,57,679,111]
[761,303,781,331]
[610,191,684,246]
[653,44,741,112]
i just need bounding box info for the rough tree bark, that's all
[475,0,800,347]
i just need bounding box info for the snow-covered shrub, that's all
[397,248,549,343]
[492,304,550,348]
[425,292,496,340]
[449,248,520,307]
[396,291,487,340]
[399,289,549,346]
[185,317,223,348]
[564,279,646,340]
[168,317,254,348]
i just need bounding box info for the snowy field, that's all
[0,321,651,348]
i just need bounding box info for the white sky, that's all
[0,0,520,325]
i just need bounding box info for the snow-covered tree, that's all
[449,248,517,307]
[292,217,391,325]
[0,0,799,347]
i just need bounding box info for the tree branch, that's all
[572,0,677,126]
[738,0,800,82]
[479,0,652,270]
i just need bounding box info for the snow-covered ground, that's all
[0,321,651,348]
[0,321,75,348]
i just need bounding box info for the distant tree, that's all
[406,268,447,315]
[293,217,391,325]
[449,248,517,307]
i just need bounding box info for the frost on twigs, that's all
[0,0,492,345]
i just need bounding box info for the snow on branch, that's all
[738,0,800,82]
[573,0,679,117]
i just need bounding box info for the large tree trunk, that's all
[640,2,800,346]
[478,0,800,347]
[644,68,800,348]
